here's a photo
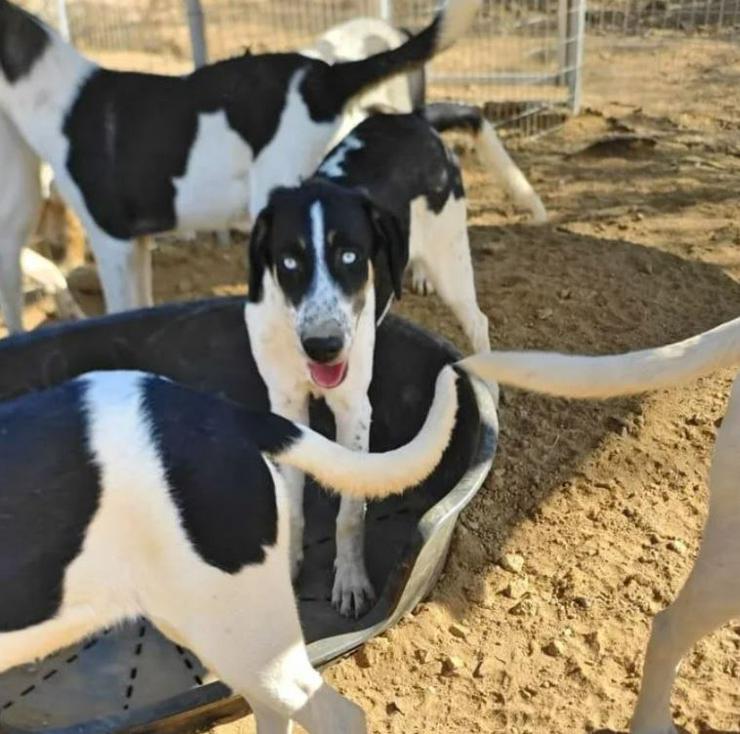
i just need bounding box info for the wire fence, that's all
[586,0,740,34]
[20,0,586,137]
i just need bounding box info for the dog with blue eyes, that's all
[244,109,498,617]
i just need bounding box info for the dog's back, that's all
[317,112,464,228]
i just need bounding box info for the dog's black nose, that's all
[302,335,344,363]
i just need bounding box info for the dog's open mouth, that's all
[308,361,348,389]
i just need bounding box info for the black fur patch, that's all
[0,380,101,632]
[316,112,464,313]
[142,376,300,574]
[423,102,483,135]
[0,0,50,84]
[63,55,309,240]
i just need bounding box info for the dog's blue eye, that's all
[341,251,357,266]
[282,256,298,271]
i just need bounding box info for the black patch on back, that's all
[63,54,313,240]
[0,380,101,632]
[0,0,50,83]
[319,111,464,216]
[316,112,464,317]
[142,376,299,574]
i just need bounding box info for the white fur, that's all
[456,315,740,734]
[173,110,253,231]
[408,192,490,353]
[1,365,459,731]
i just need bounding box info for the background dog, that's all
[0,0,480,331]
[457,315,740,734]
[0,366,460,733]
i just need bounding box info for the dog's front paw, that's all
[332,561,376,618]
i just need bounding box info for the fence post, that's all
[56,0,70,41]
[378,0,393,22]
[185,0,208,69]
[558,0,586,114]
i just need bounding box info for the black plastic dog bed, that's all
[0,297,497,734]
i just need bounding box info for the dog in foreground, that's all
[0,365,461,733]
[458,314,740,734]
[245,104,539,616]
[0,0,479,331]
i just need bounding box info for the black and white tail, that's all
[424,102,548,224]
[268,366,461,498]
[328,0,480,106]
[457,316,740,400]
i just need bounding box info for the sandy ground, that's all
[5,30,740,734]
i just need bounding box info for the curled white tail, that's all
[457,316,740,400]
[276,365,460,498]
[475,120,547,224]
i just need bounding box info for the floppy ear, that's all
[365,199,408,300]
[247,206,273,302]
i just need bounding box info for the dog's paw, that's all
[332,562,376,618]
[411,266,435,296]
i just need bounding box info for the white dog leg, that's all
[269,394,309,581]
[0,112,42,333]
[87,229,153,313]
[422,230,490,353]
[329,395,375,618]
[632,375,740,734]
[20,249,84,321]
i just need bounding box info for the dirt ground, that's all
[6,30,740,734]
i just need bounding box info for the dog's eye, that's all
[341,250,357,266]
[282,255,299,271]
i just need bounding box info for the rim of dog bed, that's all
[0,297,497,734]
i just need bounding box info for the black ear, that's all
[248,206,273,302]
[365,199,408,300]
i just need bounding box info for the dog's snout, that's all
[302,335,344,364]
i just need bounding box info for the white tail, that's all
[457,316,740,399]
[275,365,460,498]
[475,120,547,224]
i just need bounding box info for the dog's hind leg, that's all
[413,198,490,353]
[631,374,740,734]
[87,228,153,313]
[0,112,42,333]
[146,545,365,733]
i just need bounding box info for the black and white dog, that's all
[244,104,538,616]
[0,366,460,733]
[0,0,480,332]
[304,15,547,223]
[457,316,740,734]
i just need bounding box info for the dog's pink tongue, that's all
[309,361,347,389]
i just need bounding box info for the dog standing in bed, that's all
[0,365,460,733]
[457,315,740,734]
[245,104,538,616]
[0,0,479,332]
